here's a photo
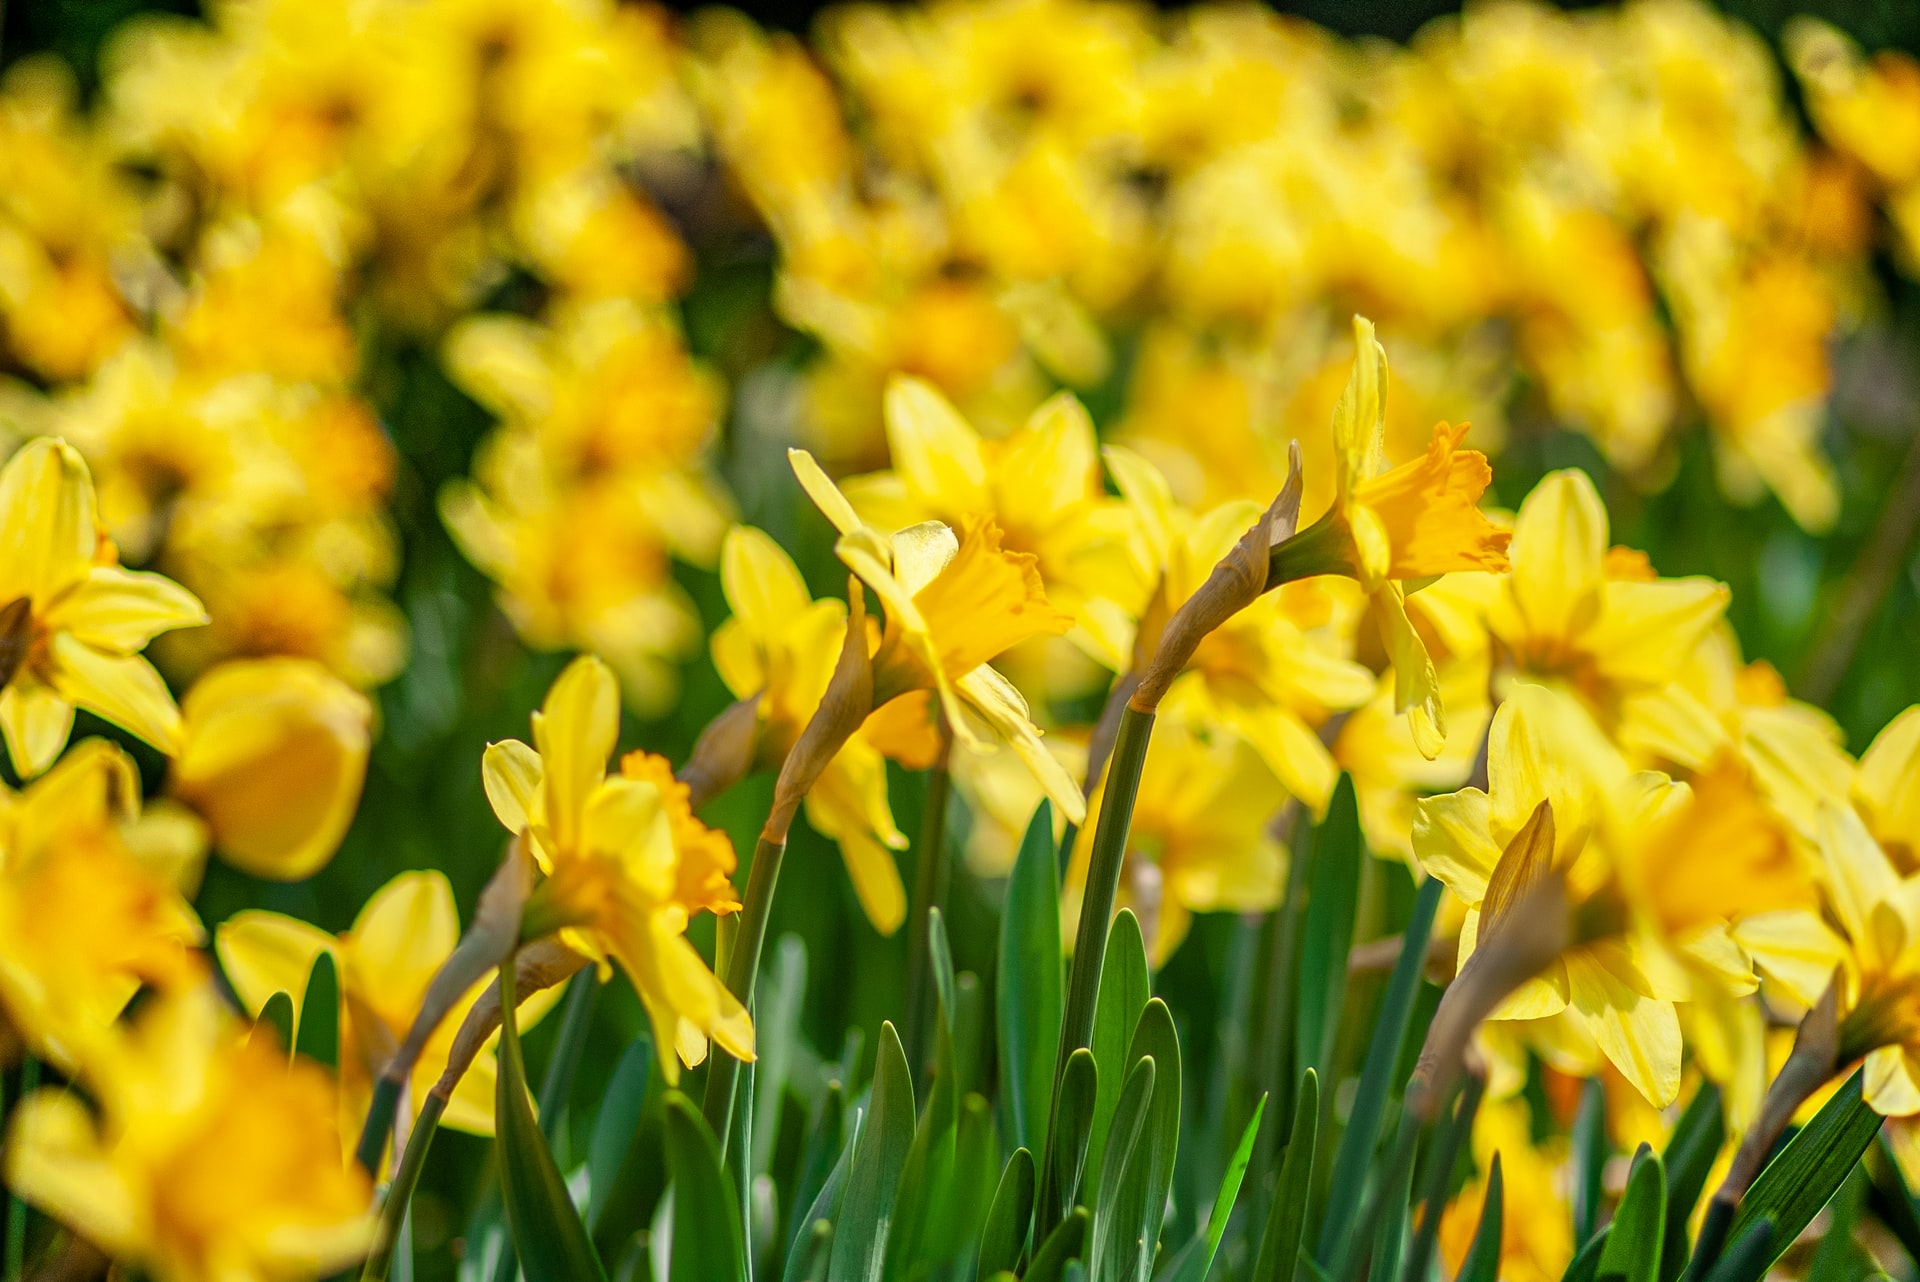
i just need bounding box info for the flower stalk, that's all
[903,730,954,1079]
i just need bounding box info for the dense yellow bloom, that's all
[0,739,204,1069]
[0,437,207,777]
[483,655,751,1080]
[169,658,372,881]
[217,870,556,1153]
[1065,718,1288,964]
[713,525,932,934]
[840,378,1146,670]
[789,448,1088,825]
[4,986,373,1282]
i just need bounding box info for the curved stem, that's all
[360,1092,447,1282]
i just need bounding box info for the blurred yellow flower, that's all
[0,738,204,1070]
[4,985,373,1282]
[483,654,752,1080]
[1437,1099,1575,1282]
[0,437,207,777]
[790,447,1088,826]
[169,658,372,881]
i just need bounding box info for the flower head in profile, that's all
[482,655,750,1080]
[0,438,207,777]
[216,870,560,1161]
[789,448,1087,826]
[0,738,204,1070]
[1272,317,1511,758]
[4,986,373,1282]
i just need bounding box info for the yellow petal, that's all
[915,520,1072,678]
[1218,697,1337,816]
[1374,583,1444,759]
[533,655,619,851]
[41,566,206,653]
[0,438,98,607]
[955,665,1087,825]
[47,635,181,755]
[720,525,813,644]
[581,776,674,890]
[1817,799,1908,968]
[1565,952,1681,1107]
[832,827,908,937]
[1413,788,1501,898]
[1508,469,1607,643]
[0,675,75,779]
[1859,706,1920,859]
[998,392,1099,523]
[789,448,865,538]
[348,871,461,1031]
[1485,685,1596,855]
[215,910,338,1026]
[1730,910,1847,1007]
[884,376,990,512]
[1331,315,1388,505]
[483,739,545,836]
[3,1091,139,1259]
[1866,1046,1920,1117]
[1584,578,1731,689]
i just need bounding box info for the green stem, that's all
[1401,1072,1484,1282]
[361,1091,448,1282]
[537,971,600,1147]
[903,756,953,1081]
[701,834,788,1154]
[6,1055,36,1281]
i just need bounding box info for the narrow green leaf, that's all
[786,1083,847,1268]
[1564,1226,1611,1282]
[1205,1096,1267,1262]
[1597,1147,1665,1282]
[361,1093,447,1282]
[1366,1119,1416,1282]
[1027,1208,1090,1282]
[977,1147,1037,1280]
[1402,1072,1484,1282]
[494,958,608,1282]
[1296,776,1361,1085]
[1316,875,1441,1266]
[1660,1086,1724,1282]
[1052,1048,1099,1218]
[662,1093,748,1282]
[937,1093,1000,1261]
[753,934,809,1176]
[1571,1077,1608,1247]
[1864,1136,1920,1262]
[1112,998,1181,1280]
[828,1021,916,1282]
[296,951,339,1069]
[252,990,295,1058]
[1252,1069,1319,1282]
[1001,802,1064,1155]
[1088,1056,1157,1282]
[782,1109,858,1282]
[587,1034,655,1232]
[1729,1069,1881,1269]
[1698,1219,1774,1282]
[1456,1154,1504,1282]
[1806,1166,1869,1282]
[1085,909,1151,1197]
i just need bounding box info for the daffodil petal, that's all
[47,635,181,755]
[0,675,75,779]
[0,438,98,607]
[532,655,619,852]
[483,739,545,836]
[215,910,338,1026]
[42,566,207,653]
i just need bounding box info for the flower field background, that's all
[7,0,1920,1279]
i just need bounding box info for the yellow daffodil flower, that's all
[1065,718,1288,964]
[482,654,751,1080]
[4,985,373,1282]
[216,870,558,1155]
[789,448,1088,826]
[1274,317,1512,758]
[0,738,204,1070]
[169,658,372,881]
[838,377,1148,670]
[0,437,207,777]
[713,525,933,934]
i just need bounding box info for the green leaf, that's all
[1316,874,1440,1266]
[251,990,294,1059]
[587,1034,655,1233]
[753,934,810,1176]
[1402,1072,1484,1282]
[1027,1208,1090,1282]
[1659,1086,1724,1282]
[1366,1118,1416,1282]
[1864,1136,1920,1263]
[1111,998,1181,1280]
[1085,909,1151,1197]
[1252,1069,1319,1282]
[1806,1166,1869,1282]
[887,912,963,1276]
[977,1147,1036,1280]
[1729,1068,1882,1270]
[295,951,339,1069]
[782,1109,858,1282]
[1052,1048,1099,1218]
[1456,1154,1504,1282]
[1572,1078,1608,1245]
[1000,801,1064,1155]
[360,1093,447,1282]
[938,1093,1000,1260]
[828,1020,916,1282]
[1698,1219,1774,1282]
[1597,1146,1665,1282]
[662,1093,748,1282]
[786,1083,848,1268]
[494,958,607,1282]
[1088,1055,1156,1282]
[1296,776,1361,1086]
[1564,1226,1611,1282]
[1203,1096,1267,1264]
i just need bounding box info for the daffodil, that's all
[0,738,204,1070]
[712,524,933,934]
[4,985,373,1282]
[1415,684,1699,1106]
[838,377,1148,670]
[169,658,373,881]
[216,870,558,1157]
[1272,316,1512,758]
[1065,718,1288,963]
[789,448,1088,826]
[0,437,207,777]
[482,654,751,1080]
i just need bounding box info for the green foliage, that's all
[1085,909,1151,1200]
[1456,1154,1504,1282]
[295,952,339,1069]
[663,1093,748,1282]
[1252,1070,1319,1282]
[999,803,1063,1156]
[1597,1147,1666,1282]
[1729,1071,1882,1271]
[251,990,295,1058]
[828,1021,915,1282]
